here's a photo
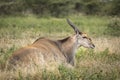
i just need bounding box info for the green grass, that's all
[0,15,120,80]
[0,15,110,39]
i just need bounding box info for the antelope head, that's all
[67,19,95,49]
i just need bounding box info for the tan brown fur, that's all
[9,37,73,67]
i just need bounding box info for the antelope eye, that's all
[89,38,92,41]
[83,36,87,38]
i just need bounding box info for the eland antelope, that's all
[9,19,95,67]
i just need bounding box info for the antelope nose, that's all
[91,44,95,49]
[93,44,95,47]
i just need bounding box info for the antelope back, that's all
[9,38,66,67]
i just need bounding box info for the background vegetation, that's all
[0,0,120,80]
[0,0,120,17]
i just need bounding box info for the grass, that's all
[0,14,109,39]
[0,15,120,80]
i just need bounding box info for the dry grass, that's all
[94,37,120,54]
[0,36,120,80]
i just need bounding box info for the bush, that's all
[83,1,101,15]
[0,0,120,17]
[105,17,120,36]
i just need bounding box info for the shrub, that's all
[105,17,120,36]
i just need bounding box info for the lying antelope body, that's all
[9,19,95,67]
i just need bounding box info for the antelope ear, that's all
[66,19,82,34]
